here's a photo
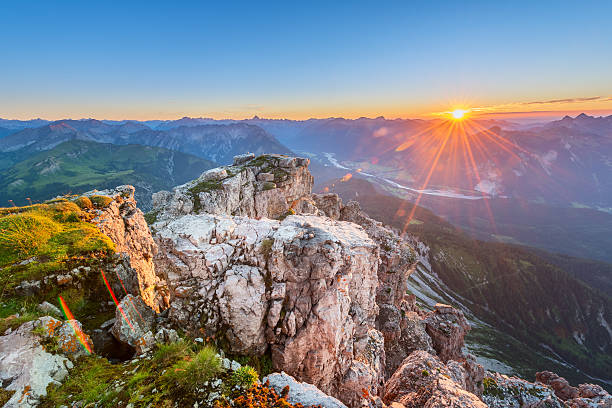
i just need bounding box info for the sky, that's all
[1,0,612,120]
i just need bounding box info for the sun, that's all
[451,109,467,120]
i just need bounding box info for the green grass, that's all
[188,180,223,211]
[40,341,226,407]
[0,140,216,208]
[0,298,45,333]
[165,345,224,393]
[90,195,113,208]
[0,201,115,291]
[144,210,159,225]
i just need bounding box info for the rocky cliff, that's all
[2,153,610,408]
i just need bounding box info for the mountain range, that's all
[324,176,612,387]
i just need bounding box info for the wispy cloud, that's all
[467,96,612,115]
[520,96,603,105]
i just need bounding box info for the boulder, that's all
[37,301,62,317]
[536,371,579,400]
[111,294,156,354]
[379,306,434,377]
[482,371,564,407]
[424,303,470,363]
[535,371,612,407]
[0,318,75,407]
[263,372,348,408]
[382,350,486,408]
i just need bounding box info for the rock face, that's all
[152,154,313,221]
[151,155,398,406]
[535,371,612,407]
[424,303,470,363]
[0,317,94,407]
[87,185,167,311]
[314,196,420,379]
[382,350,487,408]
[150,154,490,407]
[263,372,348,408]
[111,294,156,354]
[482,371,564,408]
[154,212,384,405]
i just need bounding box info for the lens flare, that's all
[101,269,135,331]
[58,295,92,354]
[389,107,537,235]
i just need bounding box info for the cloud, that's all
[521,96,603,105]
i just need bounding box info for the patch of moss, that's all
[231,351,274,377]
[0,387,15,406]
[90,195,113,208]
[72,196,93,209]
[259,238,274,262]
[144,210,159,225]
[483,377,505,399]
[188,180,223,211]
[227,365,258,392]
[247,155,276,168]
[277,208,295,221]
[262,182,276,191]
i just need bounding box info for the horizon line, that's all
[3,109,612,123]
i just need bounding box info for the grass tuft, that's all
[166,345,224,393]
[90,195,113,208]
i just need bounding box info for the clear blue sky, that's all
[1,0,611,119]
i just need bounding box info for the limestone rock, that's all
[154,210,383,405]
[263,372,348,408]
[52,318,94,358]
[37,301,61,317]
[535,371,612,407]
[111,294,156,354]
[218,264,267,354]
[379,306,434,378]
[382,350,486,408]
[536,371,579,400]
[0,319,74,407]
[152,154,313,221]
[482,371,563,407]
[87,185,167,311]
[424,303,470,363]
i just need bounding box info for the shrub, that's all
[90,195,113,208]
[215,382,303,408]
[73,196,93,209]
[166,345,223,393]
[229,366,259,390]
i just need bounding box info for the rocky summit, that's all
[0,154,610,408]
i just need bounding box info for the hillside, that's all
[324,177,612,385]
[0,140,216,209]
[0,120,292,166]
